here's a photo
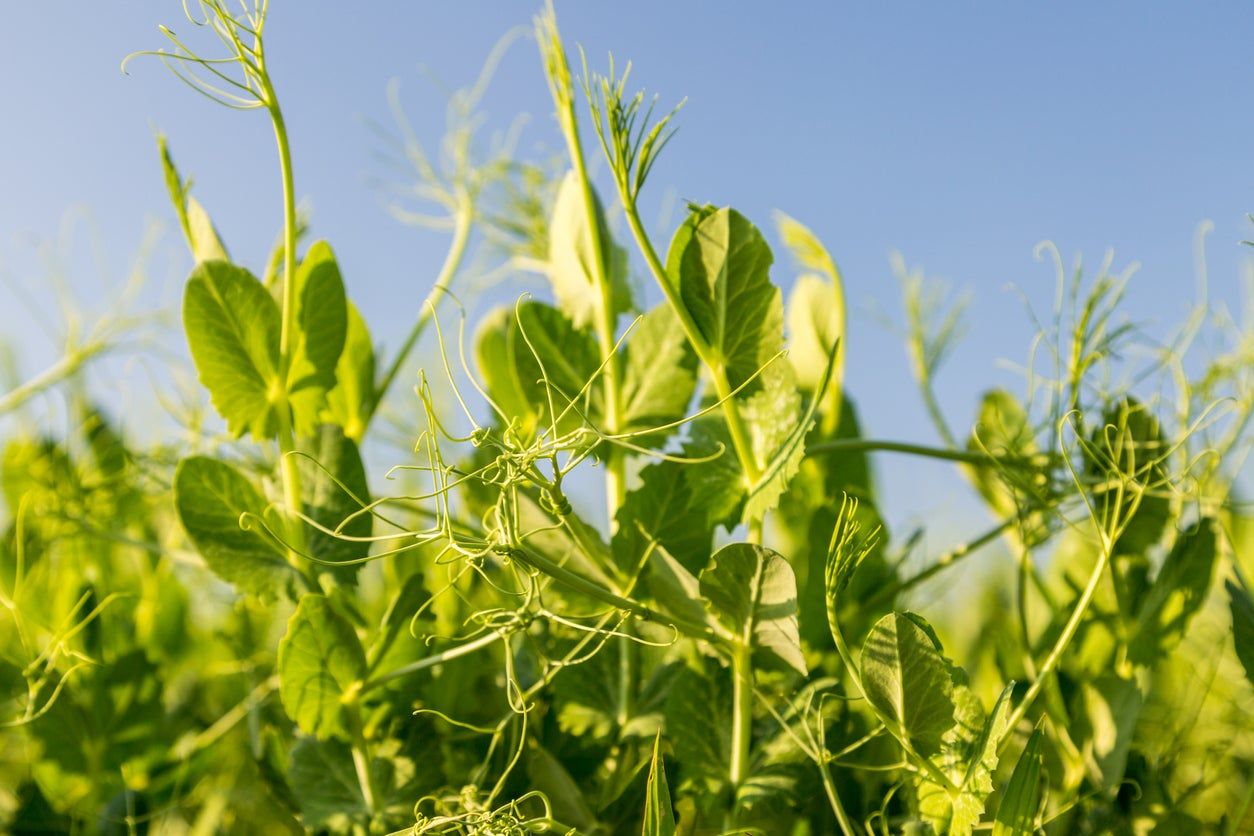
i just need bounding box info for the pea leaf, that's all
[547,169,632,328]
[158,134,228,263]
[860,611,956,759]
[298,424,371,585]
[699,543,806,676]
[663,661,730,797]
[288,241,348,435]
[1128,518,1217,665]
[1228,577,1254,688]
[512,300,603,436]
[324,301,375,442]
[992,729,1044,836]
[1085,397,1171,555]
[476,306,541,438]
[174,455,296,599]
[183,261,282,439]
[614,458,713,574]
[966,389,1047,530]
[278,594,367,740]
[666,206,778,391]
[621,303,697,435]
[643,733,676,836]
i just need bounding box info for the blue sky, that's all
[1,2,1250,548]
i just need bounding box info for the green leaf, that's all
[547,169,632,328]
[664,660,730,797]
[288,241,348,435]
[992,729,1044,836]
[1074,674,1142,788]
[476,306,540,438]
[278,594,367,740]
[666,206,778,391]
[514,300,603,431]
[643,733,676,836]
[1227,577,1254,688]
[158,134,228,262]
[298,424,371,585]
[1085,397,1171,555]
[860,611,956,759]
[614,459,713,574]
[621,303,697,435]
[369,572,430,669]
[174,455,295,598]
[647,544,717,632]
[699,543,806,676]
[183,261,282,438]
[325,301,375,442]
[288,736,366,831]
[1128,518,1217,665]
[965,389,1045,528]
[786,273,843,392]
[526,740,597,832]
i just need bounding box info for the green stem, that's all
[998,532,1114,751]
[0,342,109,416]
[369,206,472,421]
[807,437,1052,467]
[361,629,502,693]
[347,705,377,815]
[819,761,856,836]
[728,643,753,790]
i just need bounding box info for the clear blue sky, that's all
[1,2,1250,546]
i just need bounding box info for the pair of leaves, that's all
[183,243,347,439]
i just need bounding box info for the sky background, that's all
[1,2,1250,574]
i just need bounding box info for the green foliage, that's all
[2,3,1251,835]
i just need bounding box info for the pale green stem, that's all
[999,531,1114,750]
[807,437,1052,468]
[0,342,109,416]
[729,643,753,789]
[370,205,472,421]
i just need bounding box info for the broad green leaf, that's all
[278,594,367,739]
[325,301,375,442]
[547,169,632,328]
[476,306,540,438]
[786,273,843,391]
[920,682,1015,834]
[183,260,282,439]
[860,611,956,759]
[174,455,295,598]
[992,729,1044,836]
[647,544,717,632]
[369,572,430,669]
[1128,518,1217,665]
[643,733,676,836]
[1228,578,1254,688]
[513,300,603,431]
[699,543,806,676]
[526,740,597,832]
[614,459,713,574]
[778,212,845,409]
[288,737,366,831]
[298,424,371,585]
[1074,675,1142,788]
[666,206,778,391]
[621,303,697,435]
[288,241,348,435]
[663,661,730,796]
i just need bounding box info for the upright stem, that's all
[999,531,1113,749]
[262,84,309,568]
[369,205,472,422]
[728,643,753,790]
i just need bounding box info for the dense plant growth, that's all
[2,2,1252,834]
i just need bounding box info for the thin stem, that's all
[998,532,1113,751]
[728,643,753,789]
[370,205,472,421]
[0,342,110,416]
[361,629,502,693]
[807,437,1052,468]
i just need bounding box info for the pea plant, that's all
[2,2,1253,834]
